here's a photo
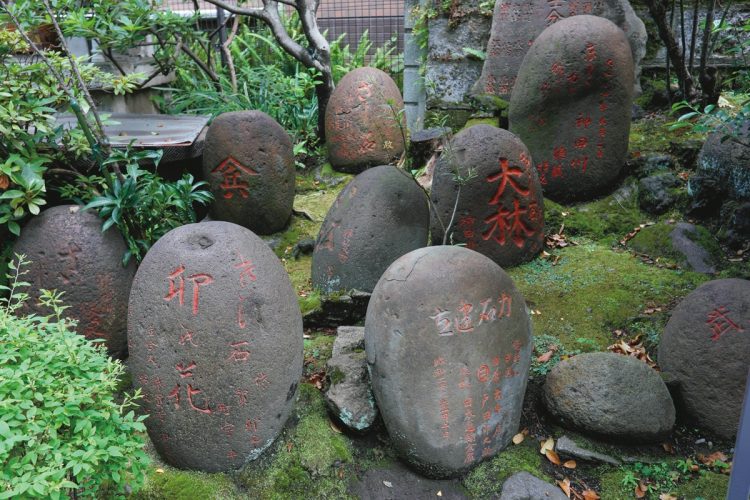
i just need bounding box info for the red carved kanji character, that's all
[235,389,249,407]
[227,450,238,461]
[228,341,251,362]
[527,201,541,223]
[138,374,149,386]
[358,136,377,155]
[551,62,565,76]
[478,298,498,325]
[160,433,170,443]
[707,306,744,341]
[434,357,446,367]
[584,42,597,62]
[176,361,196,378]
[481,393,490,409]
[505,353,513,365]
[147,355,157,366]
[498,293,512,317]
[433,367,446,378]
[483,411,492,422]
[576,113,592,128]
[221,422,235,437]
[217,404,230,416]
[551,164,563,178]
[153,377,163,390]
[536,161,549,185]
[505,367,516,378]
[168,384,181,410]
[599,102,608,113]
[357,81,373,103]
[492,366,501,383]
[494,402,502,414]
[597,144,605,159]
[188,274,213,316]
[251,435,261,446]
[179,330,197,346]
[212,157,258,199]
[317,222,338,252]
[492,356,501,366]
[567,72,579,84]
[487,158,530,204]
[483,204,511,245]
[477,364,490,383]
[599,117,608,126]
[553,146,567,160]
[187,384,211,414]
[519,152,532,169]
[235,258,257,287]
[164,265,186,305]
[570,156,589,173]
[455,301,474,333]
[246,419,259,433]
[513,340,522,351]
[494,388,502,401]
[430,308,455,337]
[574,137,589,149]
[506,199,535,248]
[254,372,270,389]
[458,216,476,229]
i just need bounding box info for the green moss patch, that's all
[304,333,336,376]
[462,440,545,497]
[628,222,723,269]
[508,243,707,351]
[134,466,240,500]
[629,114,706,157]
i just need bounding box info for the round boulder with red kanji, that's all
[325,67,405,173]
[429,124,544,268]
[509,15,634,202]
[203,111,295,234]
[311,165,429,294]
[658,278,750,440]
[12,204,135,358]
[128,221,303,472]
[365,245,532,478]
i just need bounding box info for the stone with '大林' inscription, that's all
[658,278,750,440]
[325,67,405,173]
[12,205,135,358]
[311,165,429,294]
[365,246,532,478]
[429,125,544,268]
[203,111,295,234]
[509,15,634,202]
[128,221,303,472]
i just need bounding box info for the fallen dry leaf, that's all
[582,490,600,500]
[512,432,525,445]
[155,468,165,474]
[635,481,647,499]
[436,491,443,497]
[698,451,728,464]
[546,449,562,465]
[0,174,9,190]
[383,480,393,488]
[536,348,557,363]
[607,335,658,369]
[557,478,571,498]
[286,441,294,452]
[659,494,678,500]
[563,459,577,469]
[329,420,342,434]
[662,442,674,454]
[540,437,555,455]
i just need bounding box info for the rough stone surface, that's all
[499,472,567,500]
[429,125,544,268]
[325,326,378,432]
[509,15,634,202]
[312,165,429,294]
[350,463,468,500]
[639,172,681,214]
[474,0,646,101]
[658,278,750,440]
[692,120,750,204]
[669,223,717,275]
[203,111,295,235]
[555,436,621,466]
[12,205,135,358]
[128,221,303,472]
[365,246,532,478]
[724,201,750,250]
[543,352,675,442]
[325,67,405,173]
[409,127,451,170]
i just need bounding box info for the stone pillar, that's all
[403,0,427,132]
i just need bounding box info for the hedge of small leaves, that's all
[0,257,149,498]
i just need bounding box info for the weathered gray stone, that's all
[543,352,675,442]
[332,326,365,357]
[692,120,750,203]
[312,165,429,294]
[366,246,532,478]
[509,15,634,202]
[639,172,681,214]
[13,205,135,358]
[325,67,405,173]
[499,472,567,500]
[555,436,621,466]
[658,279,750,440]
[128,221,303,471]
[429,125,544,268]
[203,111,295,235]
[474,0,646,101]
[350,463,468,500]
[669,223,717,275]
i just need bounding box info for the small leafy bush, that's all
[0,256,149,498]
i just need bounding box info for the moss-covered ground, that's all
[123,109,744,499]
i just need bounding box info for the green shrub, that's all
[0,257,149,498]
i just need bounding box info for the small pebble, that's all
[695,438,706,444]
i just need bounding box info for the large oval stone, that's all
[658,278,750,439]
[311,165,429,294]
[325,67,405,173]
[509,15,634,202]
[128,221,303,471]
[473,0,646,100]
[429,125,544,267]
[12,205,135,358]
[543,352,675,442]
[203,111,295,234]
[365,246,532,478]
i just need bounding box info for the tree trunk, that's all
[645,0,695,99]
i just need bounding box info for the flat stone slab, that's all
[500,472,567,500]
[555,435,621,466]
[349,463,468,500]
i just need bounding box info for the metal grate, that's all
[159,0,404,72]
